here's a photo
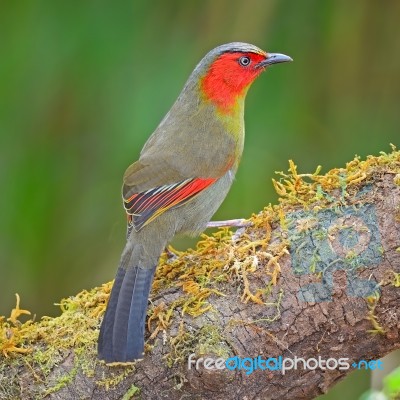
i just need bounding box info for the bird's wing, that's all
[122,161,216,232]
[124,177,216,232]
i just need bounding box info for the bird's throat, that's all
[201,77,250,115]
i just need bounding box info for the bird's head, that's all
[198,42,292,114]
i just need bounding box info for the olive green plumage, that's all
[98,42,292,362]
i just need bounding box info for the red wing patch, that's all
[124,177,216,232]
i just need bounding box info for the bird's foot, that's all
[164,246,180,261]
[232,227,247,242]
[206,218,252,229]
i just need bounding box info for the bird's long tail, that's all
[98,263,156,362]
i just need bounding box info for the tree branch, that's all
[1,149,400,400]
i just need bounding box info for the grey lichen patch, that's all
[44,355,80,396]
[0,361,20,399]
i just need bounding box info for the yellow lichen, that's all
[391,272,400,287]
[1,294,32,357]
[7,294,31,325]
[0,286,108,395]
[366,292,386,335]
[273,144,399,207]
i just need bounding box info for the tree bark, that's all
[1,152,400,400]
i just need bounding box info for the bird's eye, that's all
[238,56,251,67]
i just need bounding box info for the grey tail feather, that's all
[98,265,156,362]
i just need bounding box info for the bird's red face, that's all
[201,51,291,114]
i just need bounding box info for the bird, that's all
[98,42,292,363]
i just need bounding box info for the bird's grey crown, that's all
[206,42,265,57]
[197,42,266,70]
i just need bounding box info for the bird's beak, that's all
[257,53,293,68]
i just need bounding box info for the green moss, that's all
[0,148,399,396]
[166,323,230,369]
[0,287,111,398]
[44,359,79,396]
[96,365,135,390]
[122,384,140,400]
[196,325,230,358]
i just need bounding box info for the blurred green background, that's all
[1,1,399,398]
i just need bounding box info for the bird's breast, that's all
[141,90,246,179]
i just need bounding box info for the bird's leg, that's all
[206,219,253,242]
[206,218,252,229]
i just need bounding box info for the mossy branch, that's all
[1,148,400,400]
